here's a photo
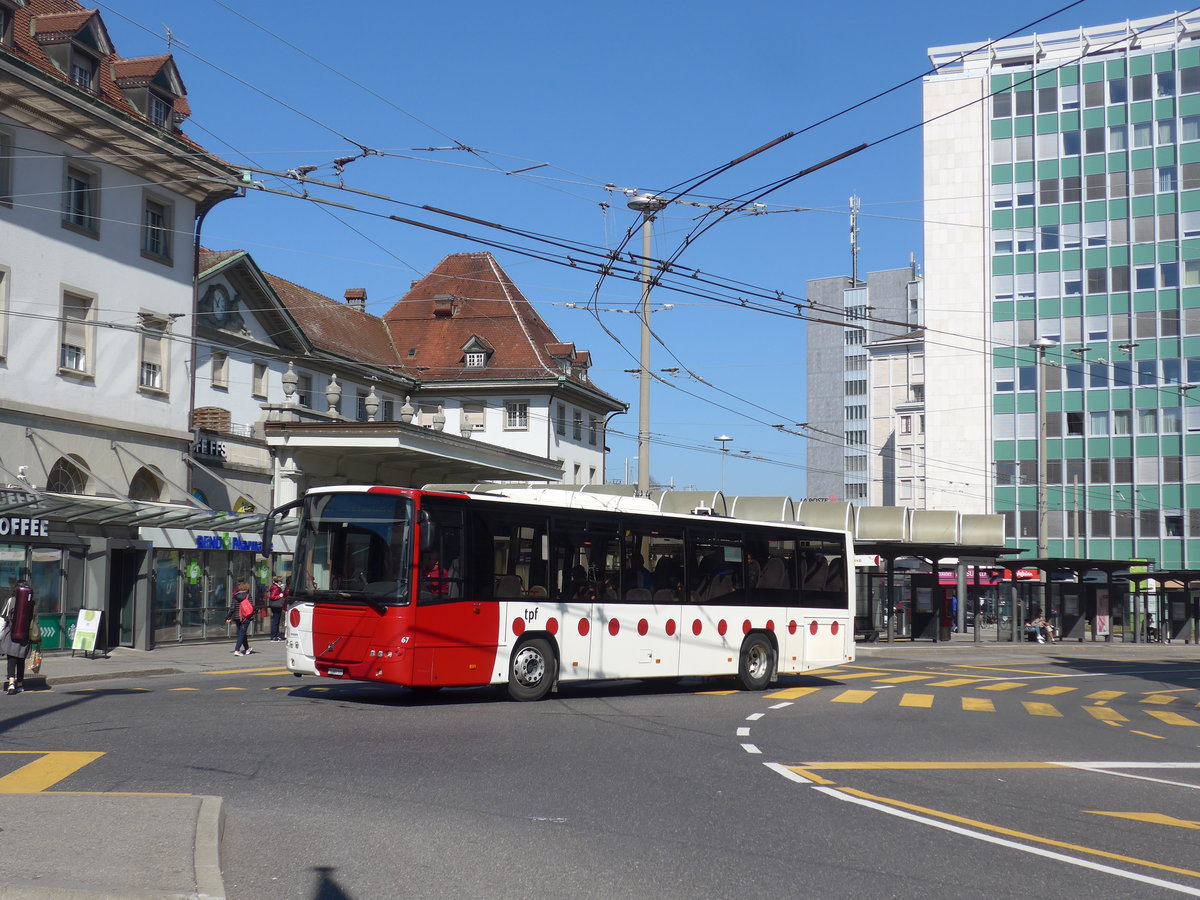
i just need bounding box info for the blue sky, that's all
[102,0,1172,496]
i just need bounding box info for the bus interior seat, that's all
[527,585,548,598]
[802,554,828,591]
[824,558,845,592]
[494,574,523,598]
[625,587,652,604]
[652,588,677,603]
[758,557,789,590]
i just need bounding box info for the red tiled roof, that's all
[384,252,580,382]
[266,273,402,369]
[6,2,195,138]
[198,248,244,272]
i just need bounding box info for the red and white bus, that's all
[266,485,854,700]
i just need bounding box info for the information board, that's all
[72,609,102,652]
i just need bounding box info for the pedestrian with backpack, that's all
[267,575,286,642]
[225,580,256,656]
[1,579,35,694]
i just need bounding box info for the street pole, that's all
[1029,337,1057,560]
[714,435,733,493]
[628,194,667,497]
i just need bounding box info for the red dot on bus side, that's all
[809,620,819,635]
[608,618,620,636]
[578,618,590,636]
[289,609,301,628]
[637,618,648,636]
[547,617,559,635]
[692,619,702,636]
[666,619,677,636]
[788,620,797,634]
[718,619,728,636]
[766,620,775,632]
[742,619,752,635]
[513,618,525,636]
[831,620,839,635]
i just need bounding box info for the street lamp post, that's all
[628,193,668,497]
[714,435,733,493]
[1029,337,1058,560]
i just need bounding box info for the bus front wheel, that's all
[508,637,556,701]
[737,634,774,691]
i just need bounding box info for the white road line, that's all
[1058,765,1200,791]
[741,743,761,755]
[763,762,813,784]
[737,727,751,737]
[1050,762,1200,769]
[746,713,764,721]
[814,786,1200,897]
[768,701,793,709]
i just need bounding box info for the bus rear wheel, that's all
[508,637,556,701]
[737,633,774,691]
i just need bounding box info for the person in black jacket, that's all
[224,580,255,656]
[1,580,35,694]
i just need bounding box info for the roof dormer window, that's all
[461,335,494,370]
[148,92,171,128]
[0,4,13,48]
[465,351,487,369]
[70,53,96,90]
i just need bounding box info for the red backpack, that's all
[239,595,254,619]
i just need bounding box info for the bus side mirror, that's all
[263,499,303,553]
[419,510,436,551]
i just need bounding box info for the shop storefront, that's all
[0,515,87,651]
[142,527,293,645]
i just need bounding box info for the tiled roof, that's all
[6,1,194,137]
[266,273,402,368]
[384,252,586,383]
[198,248,244,273]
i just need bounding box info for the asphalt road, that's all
[3,653,1199,899]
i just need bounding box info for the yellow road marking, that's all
[766,687,822,700]
[1141,695,1178,706]
[216,687,247,691]
[831,689,875,704]
[1144,710,1200,728]
[828,672,891,681]
[1031,685,1076,696]
[1144,688,1195,695]
[978,681,1027,692]
[168,687,198,692]
[252,669,291,676]
[842,665,968,678]
[876,675,932,684]
[1131,731,1166,740]
[962,697,995,712]
[952,664,1061,676]
[1086,811,1200,830]
[899,693,934,708]
[698,690,740,696]
[841,787,1200,881]
[1087,690,1125,701]
[1084,706,1128,723]
[801,668,846,676]
[1022,701,1063,718]
[207,666,288,675]
[926,678,982,687]
[0,752,105,793]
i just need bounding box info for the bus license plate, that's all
[327,667,344,677]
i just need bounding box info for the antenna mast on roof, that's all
[849,194,861,286]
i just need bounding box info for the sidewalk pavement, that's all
[4,640,282,900]
[4,634,1197,899]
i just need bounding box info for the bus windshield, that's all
[292,492,413,604]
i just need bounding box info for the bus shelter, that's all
[1001,558,1137,643]
[854,541,1018,643]
[1121,570,1200,645]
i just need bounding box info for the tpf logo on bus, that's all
[523,608,539,622]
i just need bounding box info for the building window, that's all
[0,129,11,205]
[0,266,7,361]
[59,292,92,375]
[461,402,485,431]
[148,93,171,129]
[505,400,529,430]
[252,362,268,400]
[69,54,96,91]
[588,415,599,446]
[465,351,487,368]
[556,402,566,436]
[63,164,99,235]
[210,352,228,389]
[141,196,172,261]
[138,315,167,393]
[296,374,312,408]
[572,409,583,440]
[46,456,87,493]
[900,415,912,434]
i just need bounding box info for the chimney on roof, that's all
[432,294,456,318]
[344,288,367,312]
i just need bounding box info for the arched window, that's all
[129,467,162,501]
[46,456,87,494]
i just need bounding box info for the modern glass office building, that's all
[924,14,1200,566]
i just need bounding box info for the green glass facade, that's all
[988,46,1200,566]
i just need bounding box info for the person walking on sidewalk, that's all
[267,575,286,641]
[225,581,256,656]
[1,579,35,694]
